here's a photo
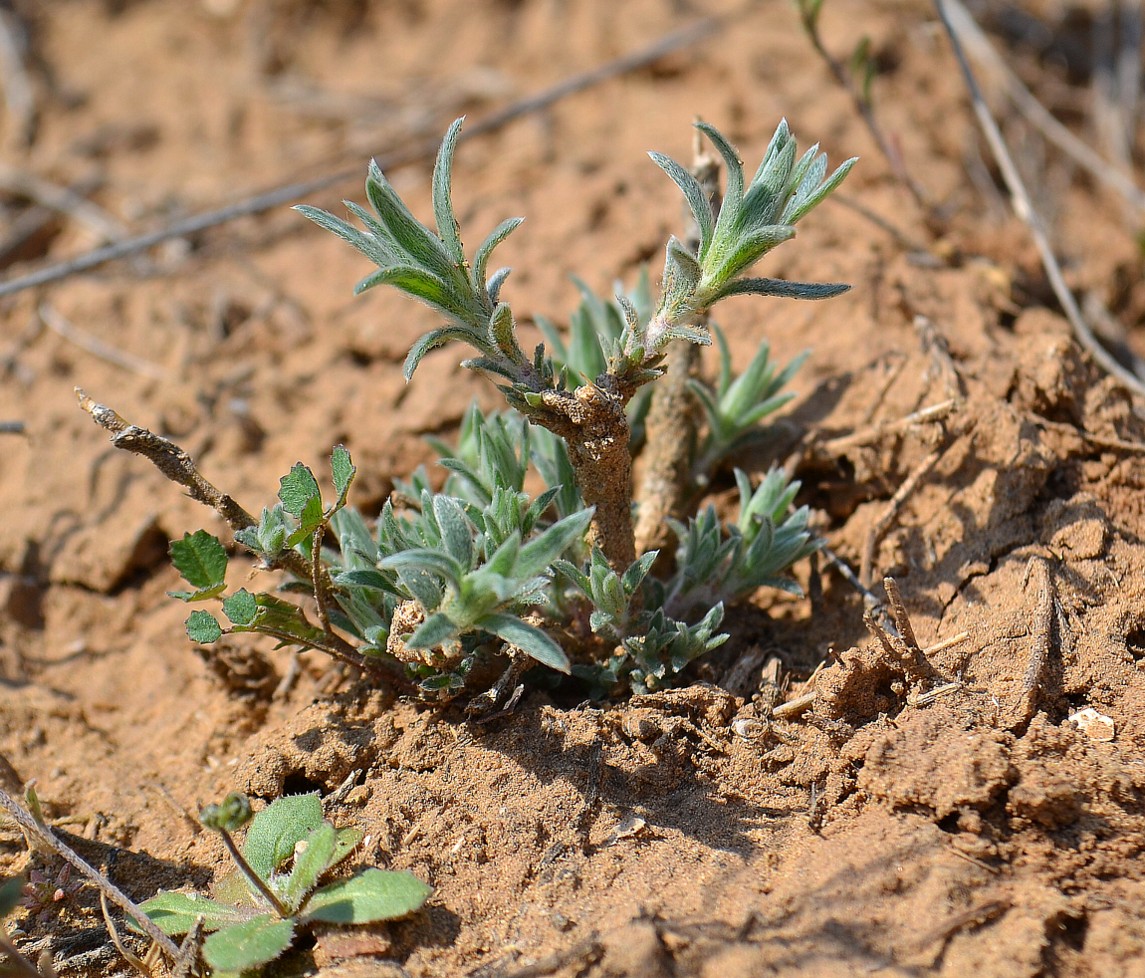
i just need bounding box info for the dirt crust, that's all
[0,2,1144,977]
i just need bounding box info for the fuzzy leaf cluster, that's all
[666,468,819,616]
[296,118,537,388]
[137,793,431,976]
[643,119,855,352]
[690,325,807,482]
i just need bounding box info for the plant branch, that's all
[76,388,372,671]
[634,132,721,557]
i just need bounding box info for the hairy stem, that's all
[634,138,721,557]
[217,827,291,918]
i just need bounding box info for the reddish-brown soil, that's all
[2,2,1145,976]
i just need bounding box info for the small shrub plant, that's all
[136,792,431,975]
[86,117,854,698]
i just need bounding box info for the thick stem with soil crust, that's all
[530,380,636,575]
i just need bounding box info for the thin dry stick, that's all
[934,0,1145,397]
[0,169,129,243]
[798,3,929,208]
[860,445,944,587]
[40,304,167,381]
[0,787,182,962]
[1015,555,1058,725]
[863,577,943,686]
[943,0,1145,213]
[0,18,722,301]
[819,398,959,456]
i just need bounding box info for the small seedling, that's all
[137,793,431,976]
[83,116,854,698]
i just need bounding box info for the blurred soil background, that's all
[1,1,1145,976]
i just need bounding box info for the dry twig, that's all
[934,0,1145,396]
[0,18,722,300]
[40,304,166,381]
[0,787,182,963]
[860,445,944,587]
[1015,555,1061,726]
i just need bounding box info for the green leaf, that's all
[203,916,295,972]
[404,326,492,381]
[242,793,324,880]
[712,277,850,302]
[294,204,393,267]
[406,611,459,650]
[515,508,594,579]
[472,217,523,300]
[365,159,456,281]
[648,151,715,259]
[355,265,473,326]
[136,891,247,935]
[432,495,474,569]
[695,122,744,248]
[186,610,223,644]
[481,614,569,673]
[278,463,321,518]
[221,589,257,627]
[169,530,228,591]
[331,445,355,505]
[281,821,338,912]
[432,118,466,266]
[303,869,432,925]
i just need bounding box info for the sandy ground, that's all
[1,1,1144,976]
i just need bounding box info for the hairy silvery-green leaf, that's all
[168,530,228,600]
[185,610,223,644]
[203,915,295,972]
[404,326,496,381]
[364,160,456,282]
[711,277,850,303]
[432,495,475,570]
[137,891,248,935]
[472,218,523,302]
[432,117,466,266]
[514,509,593,579]
[331,445,355,507]
[242,793,324,881]
[281,821,338,912]
[407,611,460,650]
[480,613,569,673]
[648,151,714,259]
[294,205,393,267]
